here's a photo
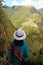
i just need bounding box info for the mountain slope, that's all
[3,6,41,28]
[38,8,43,26]
[38,8,43,17]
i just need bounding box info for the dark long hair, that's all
[14,39,24,46]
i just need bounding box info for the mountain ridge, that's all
[3,6,41,28]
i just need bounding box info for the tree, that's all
[0,0,3,2]
[0,0,4,6]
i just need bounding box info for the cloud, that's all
[12,0,19,5]
[12,0,34,6]
[2,0,43,9]
[12,0,43,8]
[20,0,33,6]
[34,0,43,9]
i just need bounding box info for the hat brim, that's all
[14,31,26,40]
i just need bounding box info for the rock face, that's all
[38,8,43,17]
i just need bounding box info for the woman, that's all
[8,28,30,65]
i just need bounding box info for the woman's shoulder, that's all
[23,41,28,47]
[11,40,14,45]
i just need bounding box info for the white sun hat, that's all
[14,28,26,40]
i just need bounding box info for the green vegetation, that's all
[38,8,43,26]
[0,6,17,52]
[0,4,43,65]
[24,27,43,65]
[3,6,41,28]
[21,25,43,52]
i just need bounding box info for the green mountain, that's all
[3,6,41,28]
[30,6,38,13]
[38,8,43,17]
[38,8,43,26]
[0,5,43,65]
